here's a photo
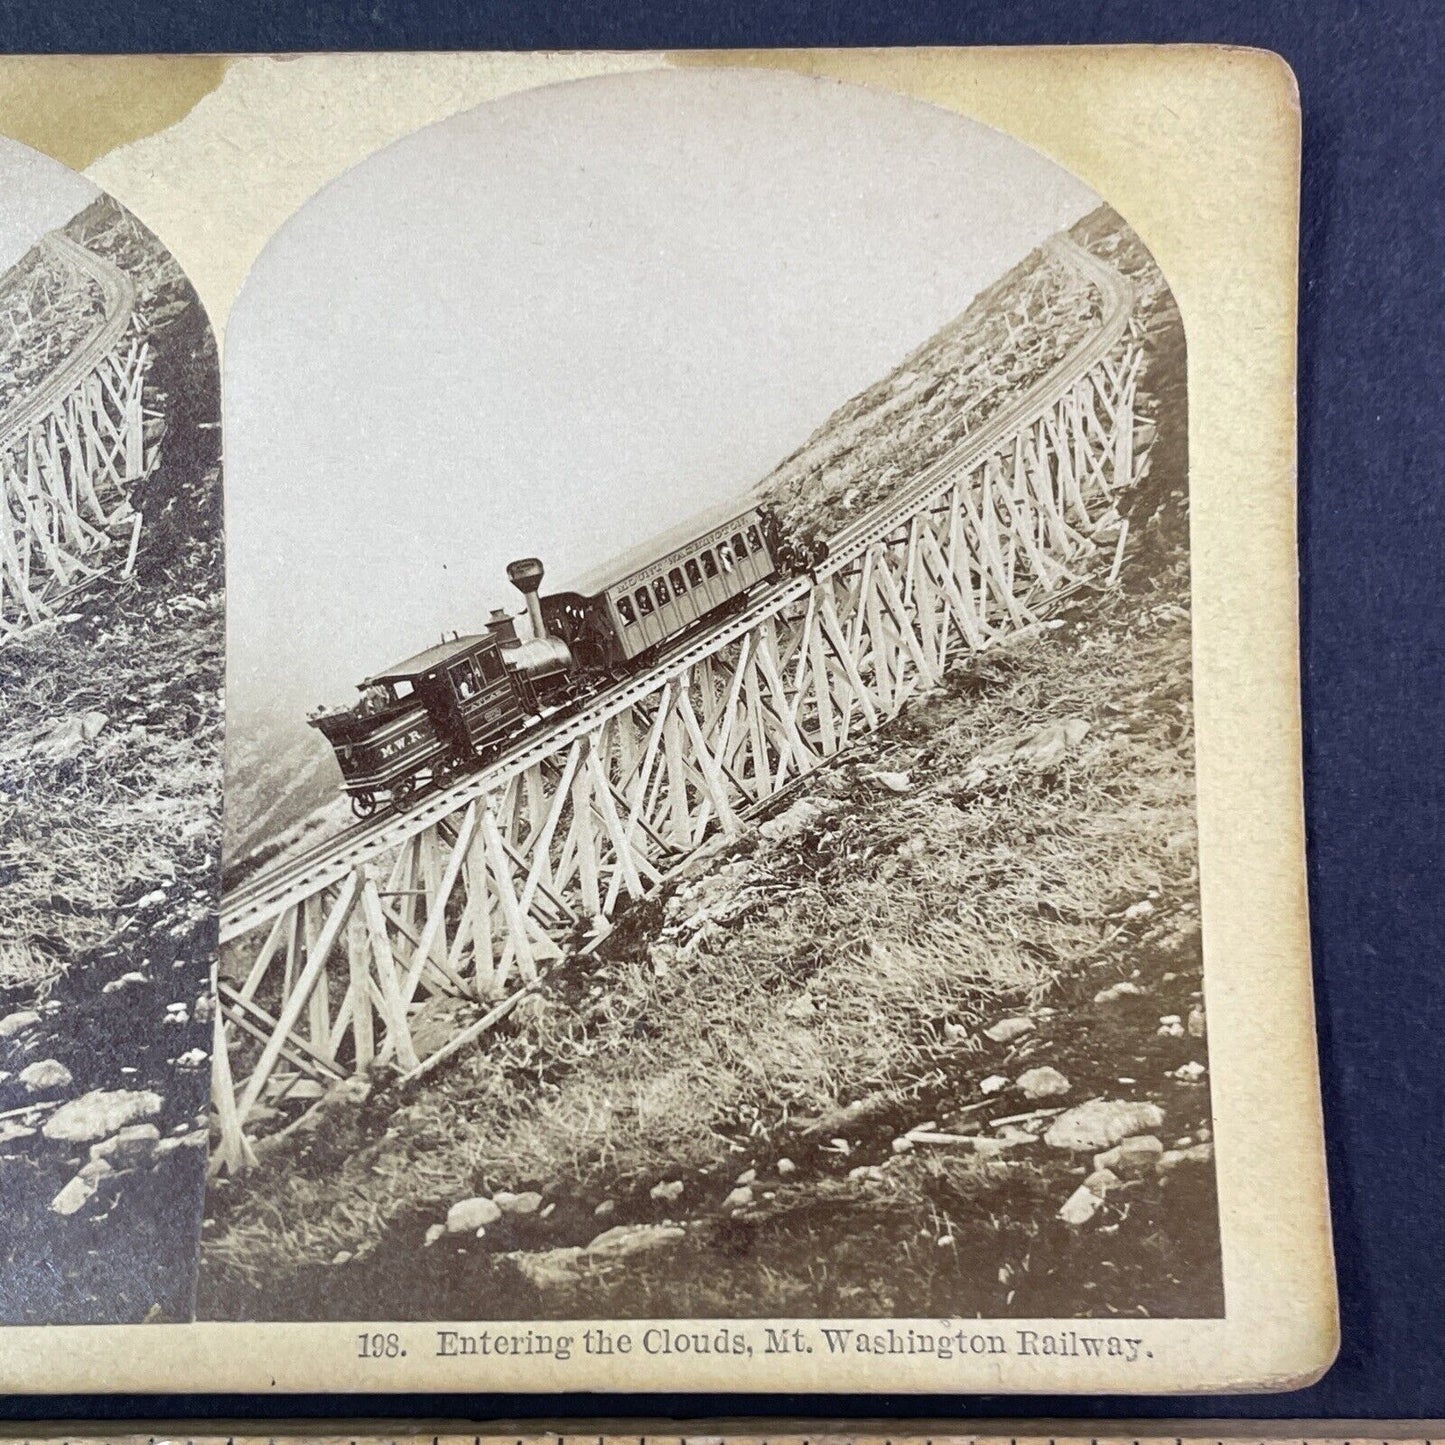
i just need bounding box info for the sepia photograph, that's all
[0,139,224,1323]
[197,66,1217,1326]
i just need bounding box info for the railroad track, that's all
[220,233,1133,946]
[0,233,137,450]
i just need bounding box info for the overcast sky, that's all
[0,137,99,278]
[225,66,1097,720]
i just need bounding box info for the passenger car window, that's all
[685,559,703,587]
[732,531,748,558]
[747,524,763,553]
[669,566,687,595]
[701,550,718,579]
[717,542,734,572]
[636,586,654,616]
[617,595,637,626]
[654,576,670,606]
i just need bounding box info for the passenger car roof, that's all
[560,495,761,598]
[363,633,494,685]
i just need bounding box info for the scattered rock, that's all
[0,1121,36,1145]
[759,797,841,844]
[1171,1061,1207,1082]
[135,889,168,910]
[1123,898,1156,919]
[89,1123,162,1169]
[586,1222,685,1258]
[979,1074,1010,1095]
[1094,981,1146,1005]
[424,1223,446,1246]
[494,1190,543,1216]
[869,770,912,793]
[593,1199,617,1218]
[42,1089,163,1144]
[512,1246,585,1289]
[735,1167,756,1186]
[101,971,149,995]
[446,1196,502,1233]
[332,1251,352,1265]
[0,1009,40,1039]
[891,1136,914,1154]
[1188,1005,1207,1038]
[50,1173,98,1216]
[650,1179,684,1202]
[1093,1134,1164,1176]
[984,1017,1034,1044]
[1158,1141,1214,1173]
[722,1184,754,1210]
[1044,1100,1165,1152]
[784,994,818,1022]
[1013,717,1091,771]
[18,1059,72,1093]
[1084,1167,1122,1194]
[1016,1066,1070,1100]
[775,1157,796,1177]
[1057,1184,1105,1227]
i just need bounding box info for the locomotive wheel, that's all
[351,792,377,820]
[389,776,417,813]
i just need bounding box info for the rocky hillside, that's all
[0,197,223,1324]
[754,213,1108,553]
[199,210,1213,1323]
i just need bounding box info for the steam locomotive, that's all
[310,500,820,817]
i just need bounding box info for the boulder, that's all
[446,1196,502,1233]
[984,1017,1034,1044]
[586,1223,685,1259]
[101,972,149,995]
[1188,1005,1207,1039]
[1158,1141,1214,1173]
[0,1009,40,1039]
[650,1179,684,1203]
[18,1059,72,1093]
[50,1173,98,1216]
[775,1157,797,1176]
[89,1123,162,1169]
[42,1089,163,1144]
[1057,1184,1105,1227]
[1093,981,1146,1005]
[1044,1100,1165,1152]
[1084,1167,1122,1194]
[979,1074,1010,1095]
[424,1223,446,1247]
[1171,1061,1207,1082]
[759,797,840,844]
[512,1246,585,1290]
[722,1184,754,1210]
[1016,1066,1071,1100]
[592,1198,617,1218]
[494,1190,543,1216]
[869,770,913,794]
[1093,1134,1164,1177]
[0,1121,37,1146]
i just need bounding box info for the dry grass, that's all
[202,203,1204,1318]
[0,605,222,989]
[204,556,1197,1288]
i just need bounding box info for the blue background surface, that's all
[1,0,1441,1423]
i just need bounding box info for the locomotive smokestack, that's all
[507,557,548,640]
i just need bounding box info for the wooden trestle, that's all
[0,235,153,640]
[211,235,1151,1171]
